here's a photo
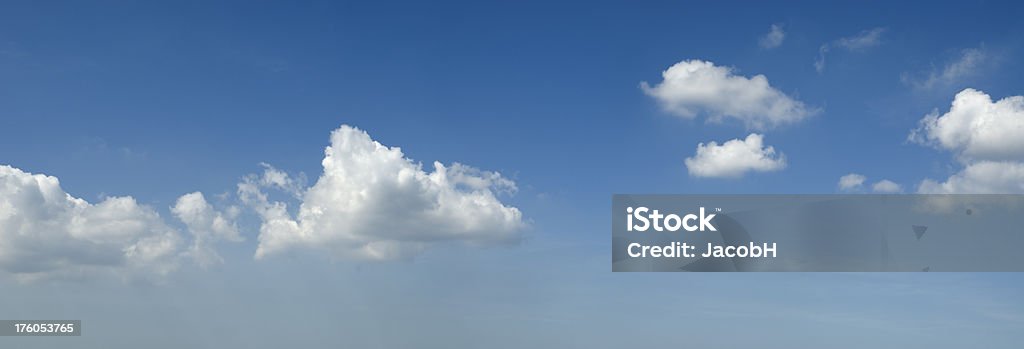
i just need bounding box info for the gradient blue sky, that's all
[2,1,1024,348]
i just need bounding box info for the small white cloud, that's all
[685,133,786,178]
[759,24,785,49]
[0,165,182,281]
[871,179,902,193]
[902,48,988,90]
[837,173,867,191]
[172,192,243,267]
[918,161,1024,194]
[909,88,1024,162]
[835,27,885,50]
[641,59,816,130]
[815,27,885,73]
[239,125,526,261]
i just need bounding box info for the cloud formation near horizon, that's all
[172,192,244,267]
[0,164,247,282]
[837,173,867,191]
[871,179,902,193]
[0,124,527,282]
[0,165,183,281]
[837,173,902,193]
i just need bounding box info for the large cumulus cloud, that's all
[910,88,1024,162]
[912,89,1024,193]
[239,125,525,261]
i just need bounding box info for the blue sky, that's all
[3,1,1024,347]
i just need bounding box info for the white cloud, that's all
[816,27,885,73]
[838,173,867,191]
[239,125,525,261]
[918,161,1024,194]
[172,192,243,267]
[685,133,786,178]
[909,88,1024,162]
[0,165,182,281]
[871,179,902,193]
[902,48,988,90]
[911,88,1024,194]
[641,59,815,130]
[759,24,785,49]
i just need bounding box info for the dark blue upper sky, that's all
[4,1,1024,205]
[2,1,1024,347]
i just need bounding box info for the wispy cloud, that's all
[816,27,886,73]
[901,47,989,90]
[834,27,886,50]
